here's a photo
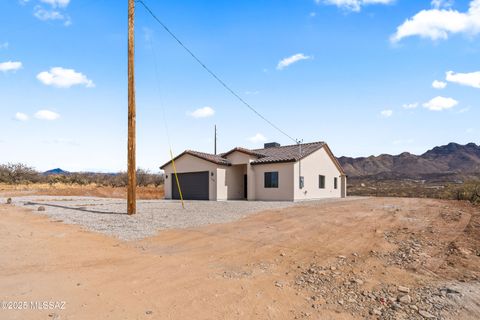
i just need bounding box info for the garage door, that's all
[172,171,209,200]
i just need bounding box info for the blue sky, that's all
[1,0,479,172]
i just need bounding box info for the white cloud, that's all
[458,106,470,113]
[63,17,72,26]
[391,0,480,43]
[317,0,395,12]
[248,133,267,143]
[34,6,61,20]
[446,70,480,88]
[37,67,94,88]
[34,6,71,25]
[310,12,317,17]
[0,42,8,50]
[431,0,454,9]
[40,0,70,8]
[380,109,393,117]
[14,112,29,121]
[423,96,458,111]
[432,80,447,89]
[402,102,419,109]
[245,90,260,95]
[35,110,60,120]
[0,61,22,72]
[187,106,215,118]
[277,53,312,70]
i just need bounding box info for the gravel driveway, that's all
[5,196,301,241]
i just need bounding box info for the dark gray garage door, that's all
[172,171,209,200]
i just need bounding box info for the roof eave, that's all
[160,151,231,169]
[222,147,263,158]
[250,159,296,165]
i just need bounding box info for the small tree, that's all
[0,163,41,184]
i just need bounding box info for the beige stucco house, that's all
[160,141,347,201]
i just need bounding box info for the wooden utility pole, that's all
[127,0,136,215]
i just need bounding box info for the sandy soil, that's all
[0,197,479,320]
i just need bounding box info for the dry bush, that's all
[136,169,164,187]
[0,163,42,184]
[0,163,164,188]
[348,177,480,206]
[450,181,480,205]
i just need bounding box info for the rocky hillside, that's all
[43,168,70,175]
[339,142,480,180]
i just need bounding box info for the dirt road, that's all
[0,197,479,319]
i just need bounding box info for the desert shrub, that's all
[0,163,42,184]
[151,172,164,187]
[452,181,480,205]
[136,169,150,187]
[0,163,164,188]
[136,169,164,187]
[347,177,480,205]
[107,172,127,187]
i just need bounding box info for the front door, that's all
[243,174,248,199]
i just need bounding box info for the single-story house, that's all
[160,141,346,201]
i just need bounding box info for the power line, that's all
[135,0,298,144]
[145,30,173,149]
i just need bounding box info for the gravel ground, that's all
[2,196,314,241]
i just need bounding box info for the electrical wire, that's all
[145,33,172,150]
[135,0,298,144]
[146,32,185,209]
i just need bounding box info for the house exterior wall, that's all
[224,151,257,165]
[224,165,247,200]
[224,151,257,201]
[341,175,347,198]
[247,163,256,201]
[162,154,221,200]
[216,168,227,200]
[162,145,346,202]
[293,147,344,200]
[251,162,295,201]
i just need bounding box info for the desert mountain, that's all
[43,168,70,175]
[338,142,480,180]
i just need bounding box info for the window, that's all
[299,176,304,189]
[319,175,325,189]
[264,172,279,188]
[334,177,338,189]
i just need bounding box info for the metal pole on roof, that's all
[298,139,303,189]
[214,125,217,155]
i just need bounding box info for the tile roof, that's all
[185,150,231,165]
[160,141,344,173]
[160,141,345,174]
[250,141,325,165]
